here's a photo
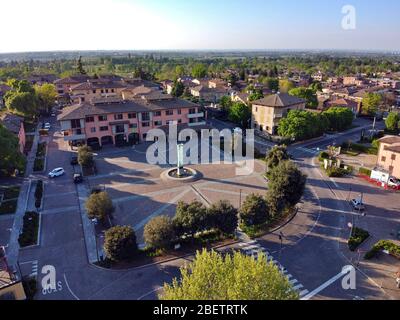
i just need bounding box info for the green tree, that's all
[191,63,207,78]
[279,79,295,93]
[264,77,279,92]
[207,200,238,234]
[77,145,93,168]
[385,111,400,132]
[103,226,137,261]
[362,93,382,116]
[239,194,269,226]
[173,201,207,236]
[85,191,114,221]
[5,91,38,117]
[171,80,184,97]
[248,90,264,102]
[0,124,26,176]
[161,249,298,300]
[265,145,289,176]
[309,81,322,92]
[228,102,251,128]
[77,56,87,75]
[322,107,354,132]
[289,87,318,109]
[219,96,233,112]
[175,65,185,78]
[266,161,306,215]
[35,83,57,114]
[144,215,176,250]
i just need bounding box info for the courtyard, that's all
[87,142,267,243]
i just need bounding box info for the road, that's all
[15,116,396,300]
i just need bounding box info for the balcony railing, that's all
[188,121,206,127]
[187,112,205,119]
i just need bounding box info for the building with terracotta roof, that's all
[57,95,205,147]
[326,98,361,114]
[251,93,306,135]
[377,135,400,179]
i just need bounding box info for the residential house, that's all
[0,113,26,153]
[0,247,26,300]
[343,76,366,86]
[54,75,91,98]
[69,79,127,104]
[251,93,306,135]
[57,94,205,147]
[377,136,400,179]
[231,92,249,105]
[326,98,361,114]
[190,86,229,103]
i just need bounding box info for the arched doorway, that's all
[101,136,113,146]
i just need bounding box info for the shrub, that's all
[173,201,207,236]
[33,158,44,172]
[207,200,238,235]
[18,211,39,247]
[36,142,47,158]
[85,191,114,221]
[34,180,43,200]
[144,215,176,250]
[348,227,370,251]
[358,167,372,177]
[364,240,400,260]
[22,277,37,300]
[239,194,269,227]
[103,225,138,261]
[318,151,330,162]
[326,166,348,177]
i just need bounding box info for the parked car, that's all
[350,198,365,211]
[70,156,78,166]
[388,177,400,188]
[48,167,65,178]
[73,173,83,184]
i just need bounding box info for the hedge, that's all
[364,240,400,260]
[358,167,372,177]
[33,158,44,172]
[348,227,370,251]
[18,211,40,247]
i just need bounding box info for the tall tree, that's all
[85,191,114,221]
[239,194,269,226]
[171,80,184,97]
[289,87,318,109]
[0,124,26,176]
[279,79,295,93]
[191,63,207,78]
[228,102,251,128]
[76,56,87,75]
[362,93,382,116]
[35,83,57,114]
[265,145,290,176]
[161,249,298,300]
[385,111,400,132]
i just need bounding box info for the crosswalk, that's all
[30,260,39,278]
[238,240,309,299]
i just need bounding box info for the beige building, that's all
[377,136,400,179]
[0,247,26,300]
[251,93,306,135]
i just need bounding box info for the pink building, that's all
[57,95,206,147]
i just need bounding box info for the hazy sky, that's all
[1,0,400,53]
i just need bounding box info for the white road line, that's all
[63,274,80,300]
[238,241,257,247]
[293,284,304,291]
[299,289,309,297]
[301,270,346,300]
[290,279,298,285]
[137,286,163,300]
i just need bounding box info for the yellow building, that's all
[377,136,400,179]
[251,93,306,135]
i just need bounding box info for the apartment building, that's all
[0,247,26,300]
[377,135,400,179]
[69,79,127,104]
[251,93,306,135]
[57,95,205,147]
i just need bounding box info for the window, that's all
[101,89,104,94]
[177,109,182,115]
[142,122,150,127]
[114,114,123,120]
[92,90,96,94]
[178,119,182,124]
[85,116,94,123]
[391,154,397,161]
[100,126,108,131]
[90,127,96,133]
[381,156,386,162]
[143,133,147,140]
[76,129,82,135]
[142,112,150,121]
[129,123,137,129]
[128,113,136,119]
[71,119,81,129]
[111,89,115,93]
[165,110,174,116]
[115,124,125,133]
[98,115,107,121]
[154,120,162,126]
[154,111,162,117]
[189,108,196,114]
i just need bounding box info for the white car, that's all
[48,167,65,178]
[44,123,51,130]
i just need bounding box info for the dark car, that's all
[73,173,83,184]
[70,156,78,165]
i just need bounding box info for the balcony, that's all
[187,112,204,119]
[63,131,86,141]
[188,121,207,127]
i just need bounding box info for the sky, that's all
[1,0,400,53]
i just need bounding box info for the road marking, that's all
[301,270,346,300]
[137,286,163,300]
[63,274,80,300]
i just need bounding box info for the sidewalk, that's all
[6,123,41,267]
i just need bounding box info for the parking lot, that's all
[87,142,267,243]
